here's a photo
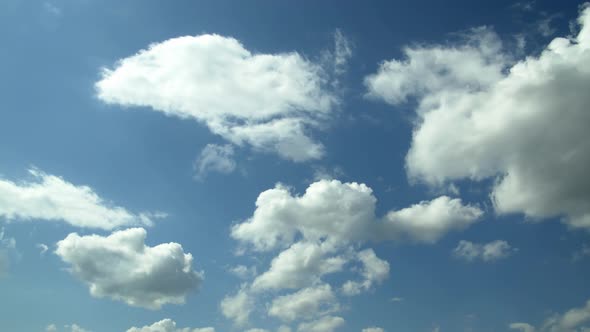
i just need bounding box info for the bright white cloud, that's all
[453,240,515,262]
[194,144,236,179]
[366,6,590,229]
[231,180,482,251]
[220,286,253,327]
[296,316,345,332]
[55,228,202,309]
[341,249,389,296]
[268,284,339,322]
[511,298,590,331]
[96,34,341,162]
[251,241,348,291]
[0,169,160,230]
[126,319,215,332]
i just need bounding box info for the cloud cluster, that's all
[453,240,515,262]
[0,169,159,230]
[366,6,590,229]
[222,180,482,327]
[126,319,214,332]
[194,144,237,179]
[55,228,202,309]
[96,34,344,162]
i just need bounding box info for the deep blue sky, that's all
[0,1,589,331]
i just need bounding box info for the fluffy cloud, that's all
[126,319,214,332]
[366,5,590,229]
[510,298,590,331]
[453,240,515,262]
[194,144,236,179]
[296,316,345,332]
[45,324,92,332]
[0,168,160,230]
[251,241,348,291]
[55,228,202,309]
[96,34,343,162]
[231,180,482,251]
[220,286,253,327]
[268,284,339,322]
[341,249,390,296]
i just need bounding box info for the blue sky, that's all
[1,1,590,331]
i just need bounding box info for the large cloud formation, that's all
[96,34,346,162]
[55,228,202,309]
[222,180,482,327]
[0,168,159,230]
[366,5,590,229]
[231,179,483,251]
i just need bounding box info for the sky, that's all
[1,0,590,331]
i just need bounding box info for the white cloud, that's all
[46,324,58,331]
[126,319,214,332]
[341,249,389,296]
[366,5,590,229]
[55,228,202,309]
[511,298,590,331]
[296,316,345,332]
[220,286,253,327]
[251,241,348,291]
[231,180,482,251]
[244,329,270,332]
[509,323,536,332]
[194,144,236,179]
[229,265,257,279]
[277,326,292,332]
[362,328,385,332]
[391,297,404,302]
[268,284,339,322]
[96,34,341,162]
[0,227,16,276]
[0,168,161,230]
[453,240,515,262]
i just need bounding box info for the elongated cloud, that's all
[96,33,344,162]
[231,180,482,251]
[56,228,202,309]
[366,5,590,229]
[126,319,214,332]
[0,169,159,230]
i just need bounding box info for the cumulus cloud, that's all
[365,5,590,229]
[268,284,339,322]
[126,319,214,332]
[194,144,236,179]
[220,286,253,327]
[511,298,590,331]
[55,228,202,309]
[96,33,344,162]
[296,316,345,332]
[231,180,482,251]
[341,249,389,296]
[228,265,257,279]
[453,240,516,262]
[251,241,349,291]
[0,168,160,230]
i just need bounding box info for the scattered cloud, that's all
[220,285,253,327]
[194,144,236,179]
[341,249,390,296]
[228,264,257,279]
[391,297,404,303]
[510,298,590,331]
[126,319,215,332]
[0,168,162,230]
[366,6,590,230]
[296,315,345,332]
[55,228,202,309]
[96,34,345,162]
[453,240,516,262]
[268,284,339,322]
[37,243,49,256]
[362,328,385,332]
